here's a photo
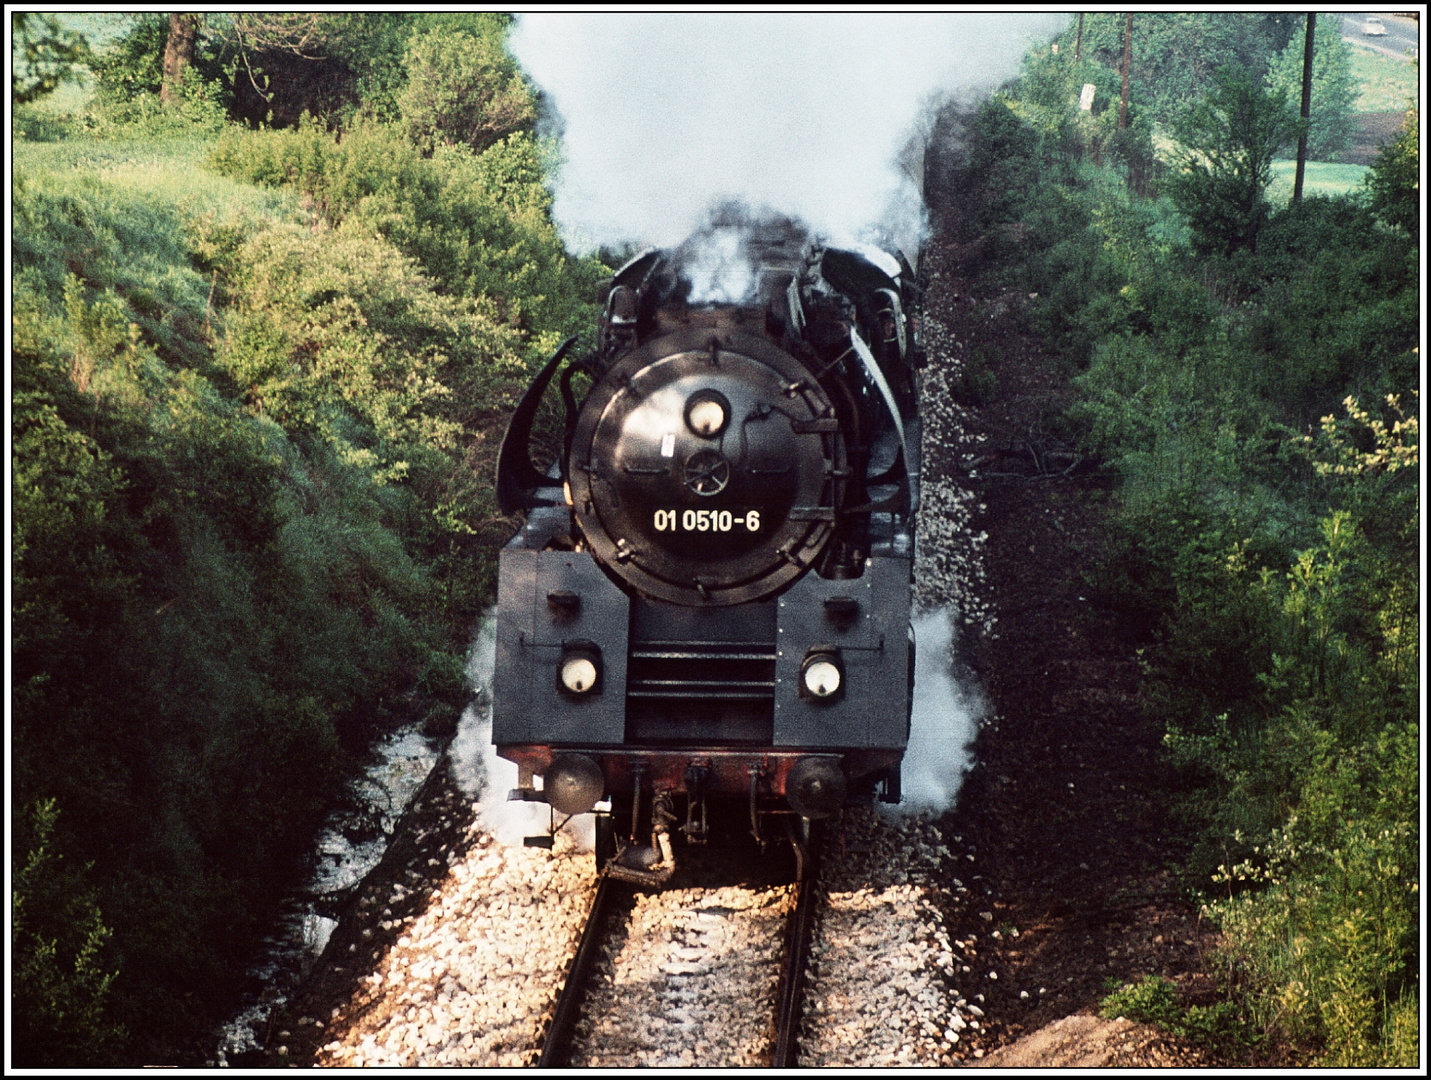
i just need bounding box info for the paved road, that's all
[1337,12,1419,60]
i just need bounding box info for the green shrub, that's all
[1101,974,1182,1026]
[989,36,1419,1067]
[1366,108,1418,237]
[12,800,127,1067]
[1165,66,1299,259]
[209,117,605,355]
[397,23,535,153]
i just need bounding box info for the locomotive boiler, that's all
[492,223,923,884]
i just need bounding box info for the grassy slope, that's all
[1347,42,1418,112]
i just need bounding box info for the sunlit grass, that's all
[1267,159,1370,203]
[14,135,300,223]
[1348,43,1418,113]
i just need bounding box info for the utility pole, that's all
[1075,12,1084,63]
[1118,13,1132,130]
[1293,13,1316,204]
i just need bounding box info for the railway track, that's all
[538,826,823,1068]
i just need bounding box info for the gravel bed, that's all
[567,881,795,1067]
[309,826,594,1068]
[801,807,974,1066]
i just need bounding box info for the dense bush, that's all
[1366,107,1418,237]
[1164,67,1298,260]
[397,24,536,153]
[208,117,605,357]
[970,42,1420,1065]
[11,222,444,1048]
[12,801,128,1067]
[10,92,586,1066]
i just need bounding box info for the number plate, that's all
[652,508,762,533]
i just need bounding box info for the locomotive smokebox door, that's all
[492,549,630,746]
[567,328,842,607]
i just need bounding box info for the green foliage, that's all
[981,39,1421,1067]
[1005,43,1157,188]
[1101,975,1255,1051]
[1366,108,1418,236]
[1166,66,1299,258]
[286,12,518,125]
[1057,12,1298,125]
[949,94,1048,238]
[1249,198,1418,418]
[398,22,536,153]
[10,138,500,1059]
[208,116,605,354]
[1264,15,1359,161]
[1206,721,1418,1065]
[12,800,127,1067]
[1101,973,1182,1025]
[84,12,234,132]
[12,11,95,104]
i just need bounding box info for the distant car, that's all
[1363,17,1387,36]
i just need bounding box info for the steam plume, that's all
[510,12,1068,254]
[449,615,594,850]
[895,609,983,812]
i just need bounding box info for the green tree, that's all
[1166,66,1299,258]
[12,800,127,1066]
[1058,12,1298,124]
[11,12,93,104]
[1367,107,1419,237]
[1265,14,1358,160]
[397,22,536,153]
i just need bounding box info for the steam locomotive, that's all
[492,223,923,884]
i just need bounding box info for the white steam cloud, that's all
[895,609,983,813]
[510,12,1068,254]
[449,615,594,850]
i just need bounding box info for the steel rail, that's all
[773,821,823,1068]
[538,874,623,1067]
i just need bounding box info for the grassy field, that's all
[1348,42,1418,112]
[14,135,298,220]
[1267,159,1371,202]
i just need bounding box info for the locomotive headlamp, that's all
[786,756,847,819]
[684,390,731,438]
[799,649,844,702]
[543,754,606,816]
[558,642,602,696]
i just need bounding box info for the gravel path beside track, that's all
[309,827,593,1068]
